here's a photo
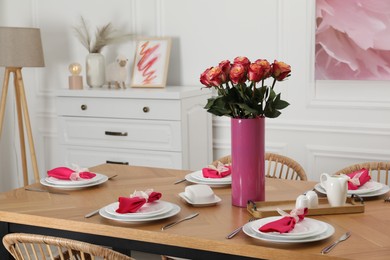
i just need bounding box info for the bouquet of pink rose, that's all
[200,56,291,119]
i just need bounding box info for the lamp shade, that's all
[0,27,45,67]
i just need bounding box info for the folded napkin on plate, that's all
[202,161,231,178]
[147,191,162,203]
[116,189,162,214]
[259,208,308,234]
[116,197,147,213]
[47,165,96,181]
[346,168,371,190]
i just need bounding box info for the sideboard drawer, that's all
[58,117,182,151]
[61,146,182,169]
[56,97,181,120]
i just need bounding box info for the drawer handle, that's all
[106,160,129,165]
[105,131,128,137]
[143,106,150,113]
[81,104,87,110]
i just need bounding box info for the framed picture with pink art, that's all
[130,37,172,88]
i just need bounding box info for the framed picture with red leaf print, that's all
[130,37,172,88]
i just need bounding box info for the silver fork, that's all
[384,196,390,203]
[226,217,257,239]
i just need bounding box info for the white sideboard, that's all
[56,86,213,171]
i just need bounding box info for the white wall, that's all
[1,0,390,191]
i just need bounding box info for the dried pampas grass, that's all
[74,16,133,53]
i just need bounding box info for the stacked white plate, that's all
[40,173,108,190]
[184,170,231,187]
[243,216,335,243]
[314,180,390,198]
[99,200,181,223]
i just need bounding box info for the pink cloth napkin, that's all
[259,208,308,234]
[116,197,147,213]
[346,168,371,190]
[147,191,162,203]
[47,167,96,180]
[202,162,231,178]
[115,190,162,214]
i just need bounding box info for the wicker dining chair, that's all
[212,152,307,181]
[334,161,390,186]
[2,233,135,260]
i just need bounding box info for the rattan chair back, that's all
[212,153,307,181]
[334,161,390,186]
[2,233,134,260]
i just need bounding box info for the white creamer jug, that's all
[320,173,348,207]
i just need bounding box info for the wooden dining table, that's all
[0,164,389,260]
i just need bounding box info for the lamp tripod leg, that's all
[0,69,11,139]
[13,70,29,186]
[15,69,40,185]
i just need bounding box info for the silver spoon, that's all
[161,212,199,231]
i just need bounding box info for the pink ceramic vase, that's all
[231,117,265,207]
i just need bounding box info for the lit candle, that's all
[68,63,83,89]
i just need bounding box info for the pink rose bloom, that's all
[218,60,231,83]
[248,63,264,82]
[254,59,272,78]
[233,56,250,71]
[229,64,247,84]
[272,60,291,81]
[200,67,213,87]
[206,66,224,87]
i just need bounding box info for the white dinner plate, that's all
[40,174,108,190]
[184,174,231,187]
[178,192,221,207]
[99,203,181,223]
[104,201,173,219]
[45,172,105,186]
[250,217,328,240]
[320,180,383,195]
[190,170,231,183]
[243,220,334,243]
[314,182,390,198]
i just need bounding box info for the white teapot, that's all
[320,173,348,207]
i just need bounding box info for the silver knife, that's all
[321,231,351,254]
[84,209,100,218]
[161,212,199,231]
[24,187,69,195]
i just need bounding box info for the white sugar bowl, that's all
[184,184,215,204]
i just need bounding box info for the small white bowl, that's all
[179,184,221,206]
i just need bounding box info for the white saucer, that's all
[243,219,334,243]
[40,174,108,190]
[99,203,181,223]
[184,174,231,187]
[179,192,221,207]
[314,182,390,198]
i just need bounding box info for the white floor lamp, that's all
[0,27,45,186]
